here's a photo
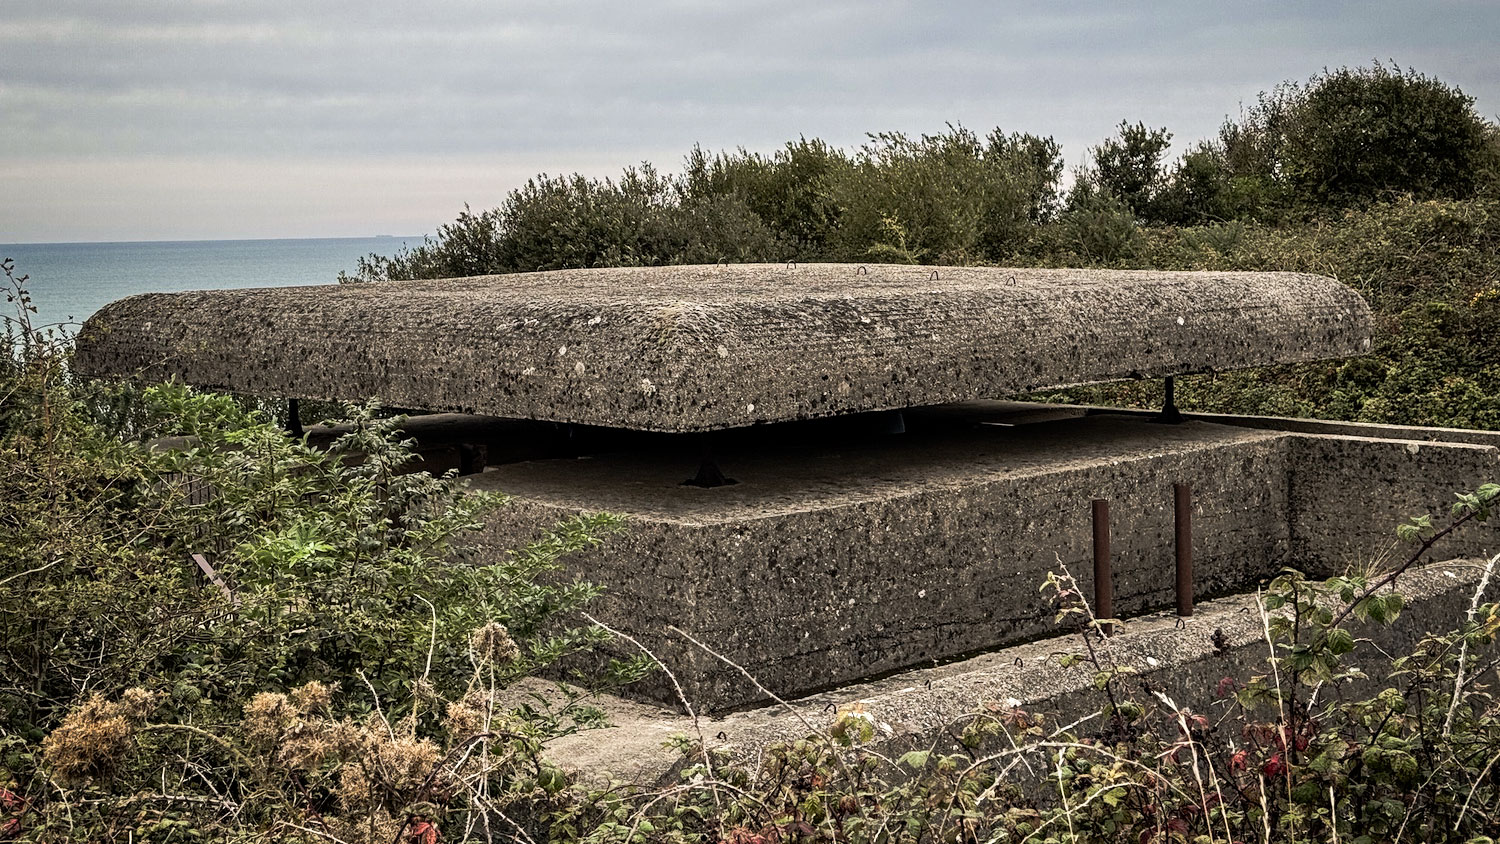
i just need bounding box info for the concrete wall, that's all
[1289,433,1500,574]
[471,417,1295,708]
[469,411,1500,711]
[545,559,1492,787]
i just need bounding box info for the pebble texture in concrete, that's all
[73,265,1374,432]
[470,415,1297,708]
[542,558,1492,787]
[468,411,1500,710]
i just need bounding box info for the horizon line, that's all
[1,234,428,248]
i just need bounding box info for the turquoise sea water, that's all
[0,236,422,334]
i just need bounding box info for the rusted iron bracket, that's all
[1092,498,1113,635]
[1175,483,1194,617]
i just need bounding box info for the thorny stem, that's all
[1327,489,1498,633]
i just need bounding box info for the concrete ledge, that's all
[545,558,1493,787]
[73,265,1373,432]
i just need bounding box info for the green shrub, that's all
[831,125,1062,264]
[1073,121,1173,221]
[1,262,646,840]
[1054,186,1144,264]
[1046,198,1500,429]
[681,138,849,254]
[1220,62,1498,212]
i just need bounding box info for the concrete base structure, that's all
[540,558,1493,787]
[464,403,1500,710]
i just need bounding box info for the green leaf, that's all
[1326,628,1356,655]
[899,750,932,769]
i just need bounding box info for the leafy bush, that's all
[342,124,1064,281]
[342,62,1499,285]
[342,167,787,282]
[1053,186,1144,264]
[1071,121,1173,222]
[1,261,646,840]
[1050,198,1500,429]
[1218,62,1499,214]
[681,138,849,254]
[829,125,1063,264]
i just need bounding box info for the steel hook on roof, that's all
[856,265,868,276]
[931,270,940,281]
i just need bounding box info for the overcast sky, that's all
[3,1,1497,243]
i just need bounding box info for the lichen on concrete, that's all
[73,264,1375,432]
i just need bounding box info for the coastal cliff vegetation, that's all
[4,62,1500,841]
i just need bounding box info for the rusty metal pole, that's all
[1175,483,1193,617]
[1092,499,1113,635]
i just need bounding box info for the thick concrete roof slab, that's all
[74,264,1374,432]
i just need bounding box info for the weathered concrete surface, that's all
[466,409,1500,710]
[73,265,1373,432]
[470,415,1296,708]
[543,558,1493,787]
[1290,433,1500,574]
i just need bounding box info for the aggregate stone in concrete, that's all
[468,415,1298,709]
[465,408,1500,710]
[542,558,1492,787]
[73,264,1374,432]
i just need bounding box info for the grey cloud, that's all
[2,0,1497,241]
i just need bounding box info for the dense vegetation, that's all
[0,257,648,840]
[5,63,1500,841]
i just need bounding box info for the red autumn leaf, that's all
[406,819,439,844]
[1262,753,1286,778]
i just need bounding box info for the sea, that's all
[0,236,424,335]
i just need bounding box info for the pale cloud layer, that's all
[3,1,1497,242]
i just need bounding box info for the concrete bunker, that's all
[74,263,1500,712]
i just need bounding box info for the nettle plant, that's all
[555,488,1500,844]
[138,386,634,707]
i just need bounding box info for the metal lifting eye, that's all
[856,265,868,276]
[786,260,797,270]
[931,270,940,281]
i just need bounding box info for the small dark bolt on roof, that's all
[74,263,1374,432]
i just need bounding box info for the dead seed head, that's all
[291,680,335,714]
[470,621,521,666]
[42,689,156,785]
